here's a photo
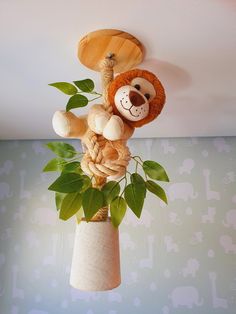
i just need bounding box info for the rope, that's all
[80,53,130,221]
[100,53,116,113]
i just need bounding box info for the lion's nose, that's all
[129,90,145,107]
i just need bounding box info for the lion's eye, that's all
[134,84,140,90]
[144,93,150,100]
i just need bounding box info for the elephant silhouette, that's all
[169,286,203,308]
[168,183,198,202]
[0,182,12,200]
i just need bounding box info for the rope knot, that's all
[99,53,116,71]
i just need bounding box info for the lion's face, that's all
[108,69,166,128]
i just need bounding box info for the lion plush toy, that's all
[52,69,165,142]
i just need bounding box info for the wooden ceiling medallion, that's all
[78,29,144,73]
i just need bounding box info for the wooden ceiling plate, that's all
[78,29,144,73]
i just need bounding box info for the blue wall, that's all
[0,138,235,314]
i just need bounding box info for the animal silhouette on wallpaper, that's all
[213,138,231,153]
[19,170,31,199]
[223,171,236,184]
[133,297,141,307]
[139,235,154,268]
[0,182,12,200]
[185,207,193,215]
[162,305,170,314]
[169,286,203,308]
[33,269,40,280]
[31,207,57,226]
[124,208,153,228]
[223,209,236,229]
[161,139,176,154]
[203,169,220,200]
[188,138,198,146]
[219,235,236,254]
[178,158,195,175]
[232,195,236,203]
[13,205,26,221]
[32,141,47,155]
[169,211,182,225]
[126,272,138,285]
[0,228,12,241]
[168,182,197,202]
[0,160,13,175]
[12,265,24,299]
[164,236,179,253]
[120,232,135,250]
[70,289,100,302]
[25,231,40,249]
[201,207,216,223]
[209,272,228,309]
[182,258,200,277]
[108,291,122,302]
[164,269,171,278]
[189,231,203,245]
[145,138,154,159]
[43,233,59,266]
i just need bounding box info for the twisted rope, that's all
[100,53,116,113]
[80,54,130,221]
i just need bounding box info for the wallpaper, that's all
[0,137,235,314]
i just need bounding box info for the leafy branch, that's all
[43,142,170,228]
[49,79,102,111]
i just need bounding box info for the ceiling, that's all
[0,0,235,140]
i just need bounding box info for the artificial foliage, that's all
[43,79,169,228]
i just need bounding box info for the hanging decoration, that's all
[43,29,169,291]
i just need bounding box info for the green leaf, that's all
[143,160,169,182]
[55,192,65,211]
[81,175,92,192]
[124,183,145,218]
[130,173,146,197]
[46,142,76,158]
[48,82,77,95]
[48,173,83,193]
[82,188,104,221]
[59,192,82,220]
[101,181,120,204]
[146,180,168,204]
[62,161,81,173]
[73,79,95,92]
[110,196,127,228]
[76,208,84,224]
[43,157,66,172]
[66,94,88,111]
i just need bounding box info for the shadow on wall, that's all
[140,58,192,93]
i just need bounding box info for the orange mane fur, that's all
[108,69,166,128]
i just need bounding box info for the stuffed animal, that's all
[52,69,165,142]
[52,69,165,179]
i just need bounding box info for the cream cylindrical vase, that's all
[70,218,121,291]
